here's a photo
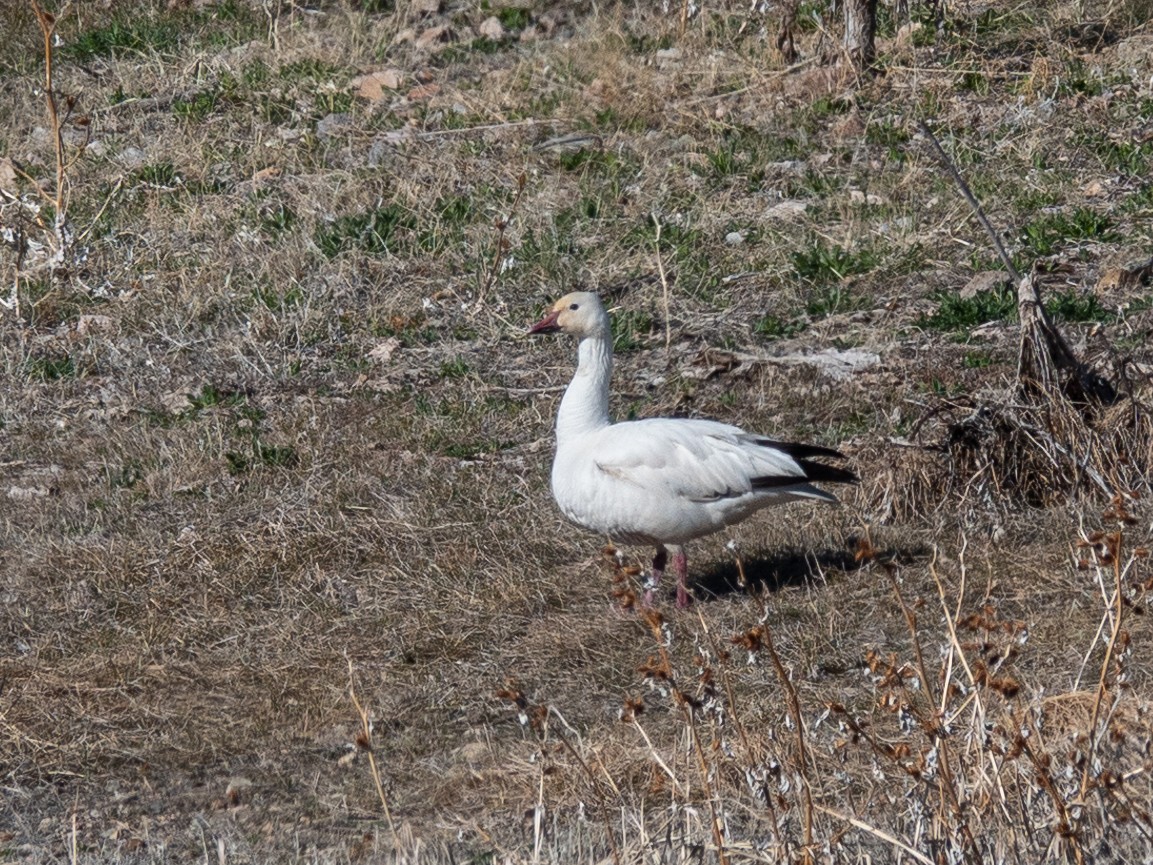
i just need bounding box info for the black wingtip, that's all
[747,439,858,488]
[751,462,858,490]
[796,459,859,485]
[752,438,848,462]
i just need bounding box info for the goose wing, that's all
[591,418,851,503]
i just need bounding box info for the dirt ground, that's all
[2,1,1153,862]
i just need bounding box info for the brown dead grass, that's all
[2,0,1153,862]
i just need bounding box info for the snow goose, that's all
[528,291,857,608]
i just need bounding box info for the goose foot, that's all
[643,549,667,607]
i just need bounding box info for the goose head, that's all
[528,291,609,339]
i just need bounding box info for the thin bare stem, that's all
[346,659,399,845]
[475,173,525,309]
[549,707,624,865]
[917,118,1020,283]
[652,213,672,353]
[1079,532,1124,801]
[815,805,935,865]
[757,609,815,862]
[882,564,982,863]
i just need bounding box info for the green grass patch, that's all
[792,241,880,285]
[253,281,303,313]
[700,127,806,186]
[805,284,866,318]
[279,58,349,84]
[26,353,76,381]
[63,0,258,62]
[316,205,413,258]
[135,162,179,187]
[962,350,996,369]
[753,314,808,340]
[1020,207,1118,257]
[189,384,245,413]
[1047,289,1114,323]
[920,284,1016,333]
[439,358,471,379]
[611,310,655,352]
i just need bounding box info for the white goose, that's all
[529,291,857,608]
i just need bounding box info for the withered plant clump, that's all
[860,127,1153,521]
[863,365,1153,521]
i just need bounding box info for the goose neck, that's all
[556,333,612,440]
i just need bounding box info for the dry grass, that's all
[2,0,1153,862]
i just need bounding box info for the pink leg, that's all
[644,548,667,607]
[673,547,692,609]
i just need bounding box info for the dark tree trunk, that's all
[777,0,799,64]
[843,0,878,72]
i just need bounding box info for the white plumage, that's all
[529,291,856,608]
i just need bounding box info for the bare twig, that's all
[1079,531,1125,801]
[814,805,935,865]
[346,659,399,845]
[475,173,525,310]
[757,610,815,862]
[549,706,624,865]
[916,118,1019,282]
[651,213,672,352]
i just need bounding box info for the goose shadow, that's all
[692,541,930,602]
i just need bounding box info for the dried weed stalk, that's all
[474,173,526,310]
[2,1,87,316]
[347,659,399,846]
[830,506,1153,862]
[496,682,623,865]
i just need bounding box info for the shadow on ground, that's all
[694,542,928,601]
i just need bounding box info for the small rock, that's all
[762,200,808,221]
[0,157,17,194]
[351,69,402,102]
[454,741,491,763]
[367,139,393,167]
[849,189,886,206]
[160,390,194,414]
[724,231,745,245]
[959,271,1008,299]
[76,314,114,335]
[117,146,147,169]
[407,83,440,101]
[478,16,504,40]
[798,348,881,381]
[8,486,50,500]
[416,25,451,49]
[1082,179,1107,198]
[367,337,400,364]
[316,112,353,140]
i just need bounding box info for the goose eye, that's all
[569,303,580,310]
